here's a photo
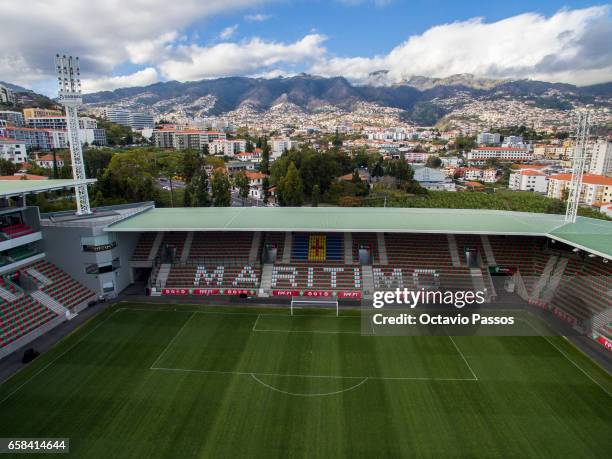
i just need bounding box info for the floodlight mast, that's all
[55,54,91,215]
[564,111,591,223]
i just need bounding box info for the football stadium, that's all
[0,179,610,457]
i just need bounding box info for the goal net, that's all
[290,298,339,316]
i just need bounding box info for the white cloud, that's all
[309,6,612,85]
[245,13,271,22]
[159,34,327,81]
[219,25,239,40]
[0,0,272,89]
[82,68,159,93]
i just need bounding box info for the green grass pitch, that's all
[0,302,610,458]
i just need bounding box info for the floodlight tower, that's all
[564,110,591,223]
[55,54,91,215]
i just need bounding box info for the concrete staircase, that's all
[249,232,262,265]
[149,232,164,261]
[531,255,558,299]
[156,263,172,289]
[480,235,496,266]
[282,232,292,263]
[376,233,388,265]
[0,286,20,303]
[469,268,487,297]
[26,268,52,286]
[180,232,194,263]
[540,257,569,303]
[361,265,374,299]
[259,263,274,297]
[31,290,69,317]
[447,234,461,267]
[344,232,353,264]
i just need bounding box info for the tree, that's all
[234,171,249,205]
[0,159,18,176]
[262,176,270,204]
[311,184,320,207]
[245,139,254,153]
[188,171,211,207]
[211,170,231,207]
[426,156,442,168]
[279,162,303,206]
[158,153,182,207]
[260,143,270,174]
[332,129,343,148]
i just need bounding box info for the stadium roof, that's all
[106,207,612,259]
[0,179,96,198]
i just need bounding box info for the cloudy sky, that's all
[1,0,611,95]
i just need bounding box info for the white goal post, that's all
[290,298,339,316]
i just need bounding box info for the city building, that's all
[269,138,299,160]
[35,153,66,169]
[547,173,612,205]
[22,108,63,119]
[128,112,155,130]
[412,166,456,191]
[476,132,501,145]
[0,85,16,105]
[509,169,548,193]
[0,137,27,163]
[502,135,524,146]
[0,110,25,127]
[467,147,533,162]
[589,140,612,177]
[104,108,130,126]
[209,139,246,156]
[245,171,268,199]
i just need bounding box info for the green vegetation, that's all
[0,303,609,458]
[364,188,610,220]
[211,169,231,207]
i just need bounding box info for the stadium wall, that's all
[41,225,139,298]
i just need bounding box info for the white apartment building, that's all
[476,132,501,145]
[0,85,16,105]
[0,137,27,163]
[547,173,612,205]
[104,108,130,126]
[501,135,524,146]
[209,139,246,156]
[509,170,548,193]
[589,140,612,176]
[269,138,299,160]
[245,171,267,200]
[467,147,533,162]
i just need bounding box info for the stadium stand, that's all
[131,232,157,261]
[271,263,361,291]
[27,260,96,310]
[189,232,253,262]
[0,223,34,239]
[376,233,474,291]
[352,233,379,264]
[263,232,285,260]
[0,294,56,348]
[164,264,261,290]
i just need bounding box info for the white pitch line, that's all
[250,374,369,397]
[0,309,122,406]
[149,312,196,369]
[521,320,611,398]
[251,314,261,332]
[149,366,477,382]
[448,336,479,381]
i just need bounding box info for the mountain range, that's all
[80,74,612,125]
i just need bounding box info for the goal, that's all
[290,298,339,316]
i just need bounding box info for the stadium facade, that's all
[0,180,610,358]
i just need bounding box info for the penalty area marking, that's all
[250,374,369,397]
[251,314,362,335]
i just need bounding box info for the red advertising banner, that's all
[272,290,300,297]
[552,307,577,325]
[597,336,612,352]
